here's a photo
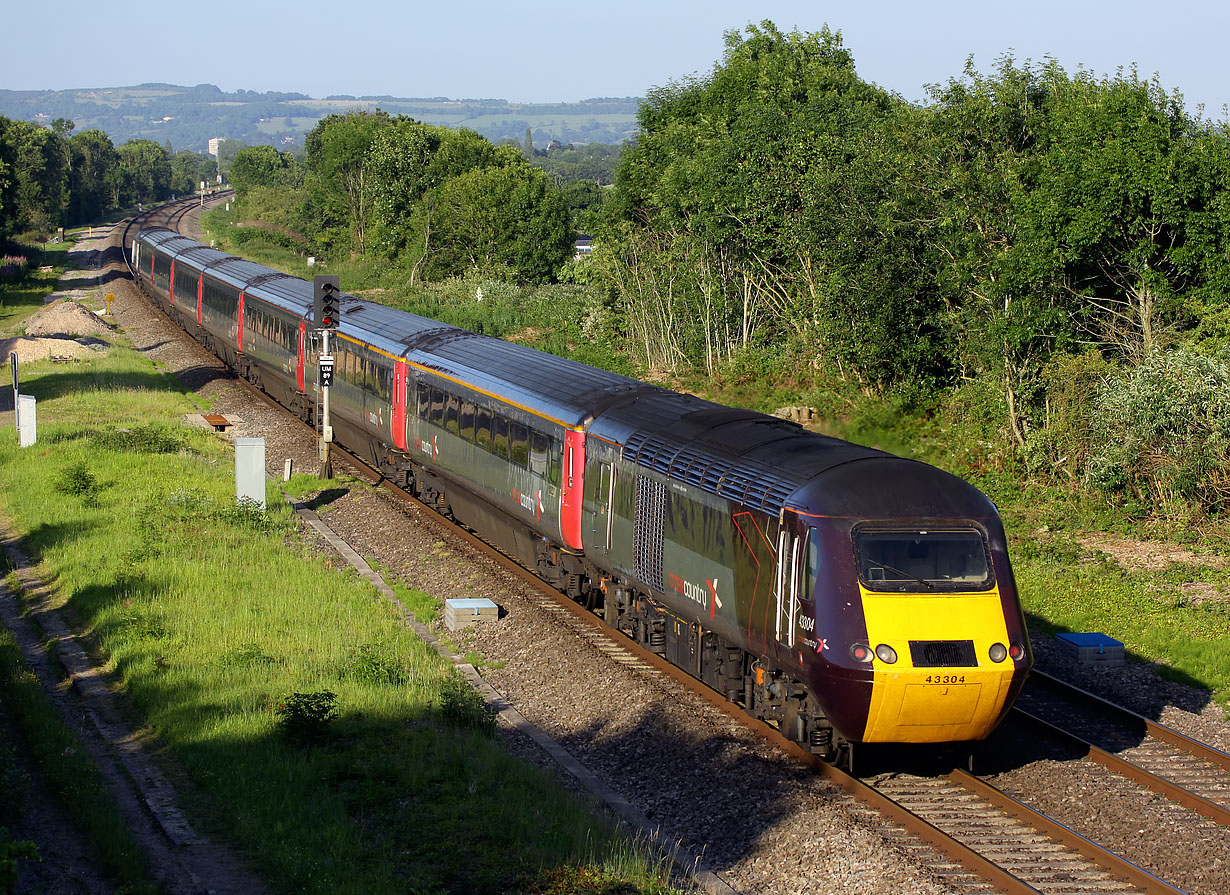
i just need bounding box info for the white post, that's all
[17,396,35,447]
[235,437,266,509]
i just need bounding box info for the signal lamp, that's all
[314,275,341,329]
[850,643,872,663]
[1008,642,1026,661]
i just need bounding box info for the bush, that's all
[1083,349,1230,517]
[276,691,339,746]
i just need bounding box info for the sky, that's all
[6,0,1229,116]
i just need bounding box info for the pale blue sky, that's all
[8,1,1229,116]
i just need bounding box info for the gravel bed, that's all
[71,215,1230,894]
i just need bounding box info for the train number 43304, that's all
[924,674,966,685]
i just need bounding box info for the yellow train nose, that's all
[856,588,1024,743]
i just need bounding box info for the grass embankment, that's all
[0,260,675,892]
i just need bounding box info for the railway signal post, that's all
[313,275,340,479]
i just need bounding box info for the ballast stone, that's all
[1055,632,1125,666]
[445,598,499,632]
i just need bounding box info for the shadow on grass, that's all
[16,366,229,404]
[19,519,98,560]
[119,674,823,895]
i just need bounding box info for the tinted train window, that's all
[854,529,992,593]
[429,388,445,426]
[474,407,492,449]
[417,383,430,419]
[529,430,550,477]
[444,395,460,435]
[509,421,528,468]
[801,527,821,602]
[459,401,475,441]
[492,414,509,459]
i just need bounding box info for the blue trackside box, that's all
[1055,632,1125,666]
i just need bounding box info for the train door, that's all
[392,360,408,451]
[296,322,307,392]
[582,442,615,554]
[774,527,801,649]
[169,260,175,306]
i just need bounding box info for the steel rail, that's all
[1011,707,1230,828]
[1027,670,1230,771]
[953,769,1187,895]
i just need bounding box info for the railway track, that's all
[1011,671,1230,827]
[117,207,1230,895]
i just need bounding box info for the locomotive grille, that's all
[909,640,978,668]
[634,476,666,591]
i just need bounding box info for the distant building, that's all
[207,137,222,157]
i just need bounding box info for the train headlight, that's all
[988,643,1008,663]
[850,643,873,663]
[874,644,898,664]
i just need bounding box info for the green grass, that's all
[0,333,678,892]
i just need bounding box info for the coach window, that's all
[492,414,510,459]
[429,387,445,426]
[417,383,430,419]
[474,406,492,450]
[509,421,529,468]
[444,394,460,435]
[459,400,475,441]
[529,430,550,477]
[801,526,821,602]
[376,363,392,402]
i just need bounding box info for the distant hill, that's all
[0,83,642,152]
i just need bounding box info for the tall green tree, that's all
[228,144,295,199]
[0,118,20,240]
[9,120,70,232]
[304,111,392,254]
[117,139,172,206]
[419,163,573,282]
[68,129,120,223]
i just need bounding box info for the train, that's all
[131,226,1033,765]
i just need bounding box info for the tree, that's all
[229,144,296,199]
[366,121,511,265]
[170,150,219,197]
[9,120,70,232]
[304,111,392,254]
[117,139,172,206]
[419,163,573,282]
[602,21,938,382]
[68,129,119,223]
[0,117,18,239]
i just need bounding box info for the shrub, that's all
[53,462,101,505]
[1084,348,1230,516]
[276,691,339,746]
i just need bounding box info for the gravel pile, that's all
[84,215,1230,894]
[24,298,115,338]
